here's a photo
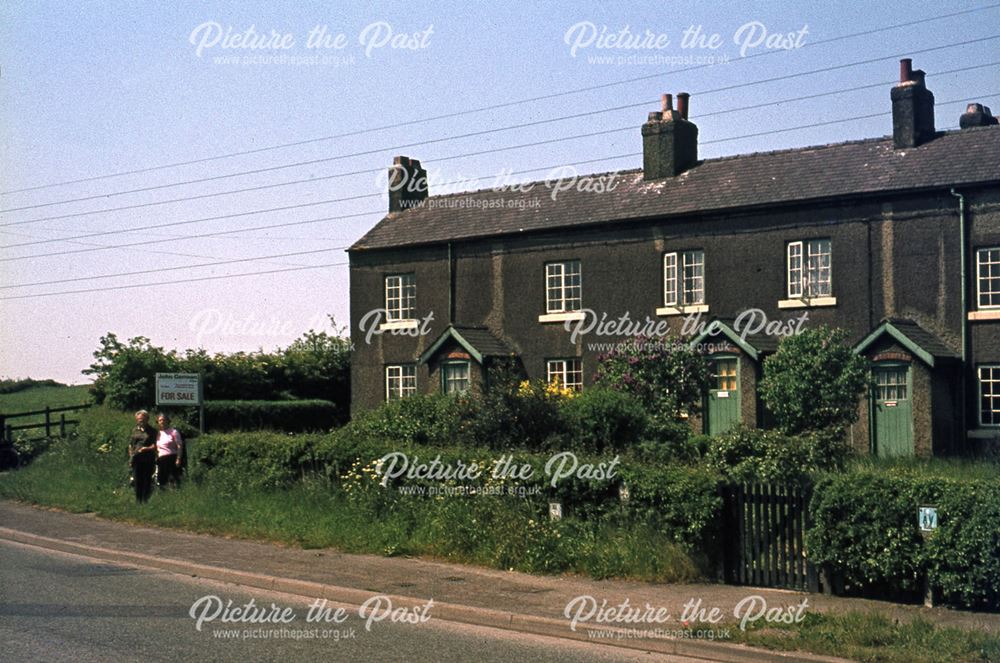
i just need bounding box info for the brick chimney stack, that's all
[642,92,698,179]
[388,156,428,213]
[891,58,936,149]
[960,103,999,129]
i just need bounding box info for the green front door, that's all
[872,363,914,457]
[707,357,741,435]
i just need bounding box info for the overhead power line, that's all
[2,95,995,295]
[1,92,995,259]
[0,245,350,290]
[4,2,998,196]
[0,260,351,301]
[3,42,998,221]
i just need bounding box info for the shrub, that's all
[706,425,849,482]
[347,393,472,446]
[595,335,711,422]
[807,469,1000,608]
[559,386,649,453]
[464,362,567,450]
[616,463,724,553]
[635,419,704,464]
[759,326,869,436]
[188,431,320,491]
[201,400,338,433]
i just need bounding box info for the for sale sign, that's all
[155,373,202,406]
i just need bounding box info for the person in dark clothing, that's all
[128,409,157,503]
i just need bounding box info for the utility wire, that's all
[2,92,994,291]
[1,92,995,257]
[3,41,998,219]
[0,245,350,290]
[0,228,317,269]
[1,116,981,302]
[4,2,998,195]
[0,260,351,301]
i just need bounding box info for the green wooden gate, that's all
[707,356,741,435]
[872,363,914,457]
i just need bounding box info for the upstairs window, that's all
[385,364,416,401]
[787,239,831,299]
[545,260,582,313]
[546,358,583,392]
[664,250,705,306]
[385,273,416,321]
[977,248,1000,309]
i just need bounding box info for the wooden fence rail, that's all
[1,403,93,445]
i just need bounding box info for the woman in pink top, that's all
[156,413,184,488]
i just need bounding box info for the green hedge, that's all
[202,400,338,433]
[190,426,723,552]
[808,470,1000,609]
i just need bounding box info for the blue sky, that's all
[2,0,999,383]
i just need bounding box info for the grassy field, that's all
[0,383,92,428]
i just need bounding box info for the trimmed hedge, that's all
[808,470,1000,609]
[202,400,338,433]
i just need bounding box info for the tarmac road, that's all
[0,539,702,663]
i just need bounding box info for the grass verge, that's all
[0,434,699,583]
[725,611,1000,663]
[3,434,998,662]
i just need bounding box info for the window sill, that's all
[379,319,419,331]
[778,297,837,309]
[538,311,585,323]
[968,310,1000,321]
[656,304,709,316]
[967,428,1000,439]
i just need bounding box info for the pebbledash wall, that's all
[348,59,1000,457]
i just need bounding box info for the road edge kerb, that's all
[0,526,849,663]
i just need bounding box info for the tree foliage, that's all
[83,316,351,417]
[759,326,869,436]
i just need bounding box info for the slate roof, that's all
[351,125,1000,251]
[450,326,514,357]
[878,319,960,359]
[418,325,514,364]
[854,318,959,367]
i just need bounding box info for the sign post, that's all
[918,505,938,607]
[155,373,204,433]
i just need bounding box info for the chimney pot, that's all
[677,92,690,120]
[899,58,913,84]
[661,94,673,113]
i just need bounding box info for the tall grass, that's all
[734,611,1000,663]
[0,433,701,583]
[847,455,1000,481]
